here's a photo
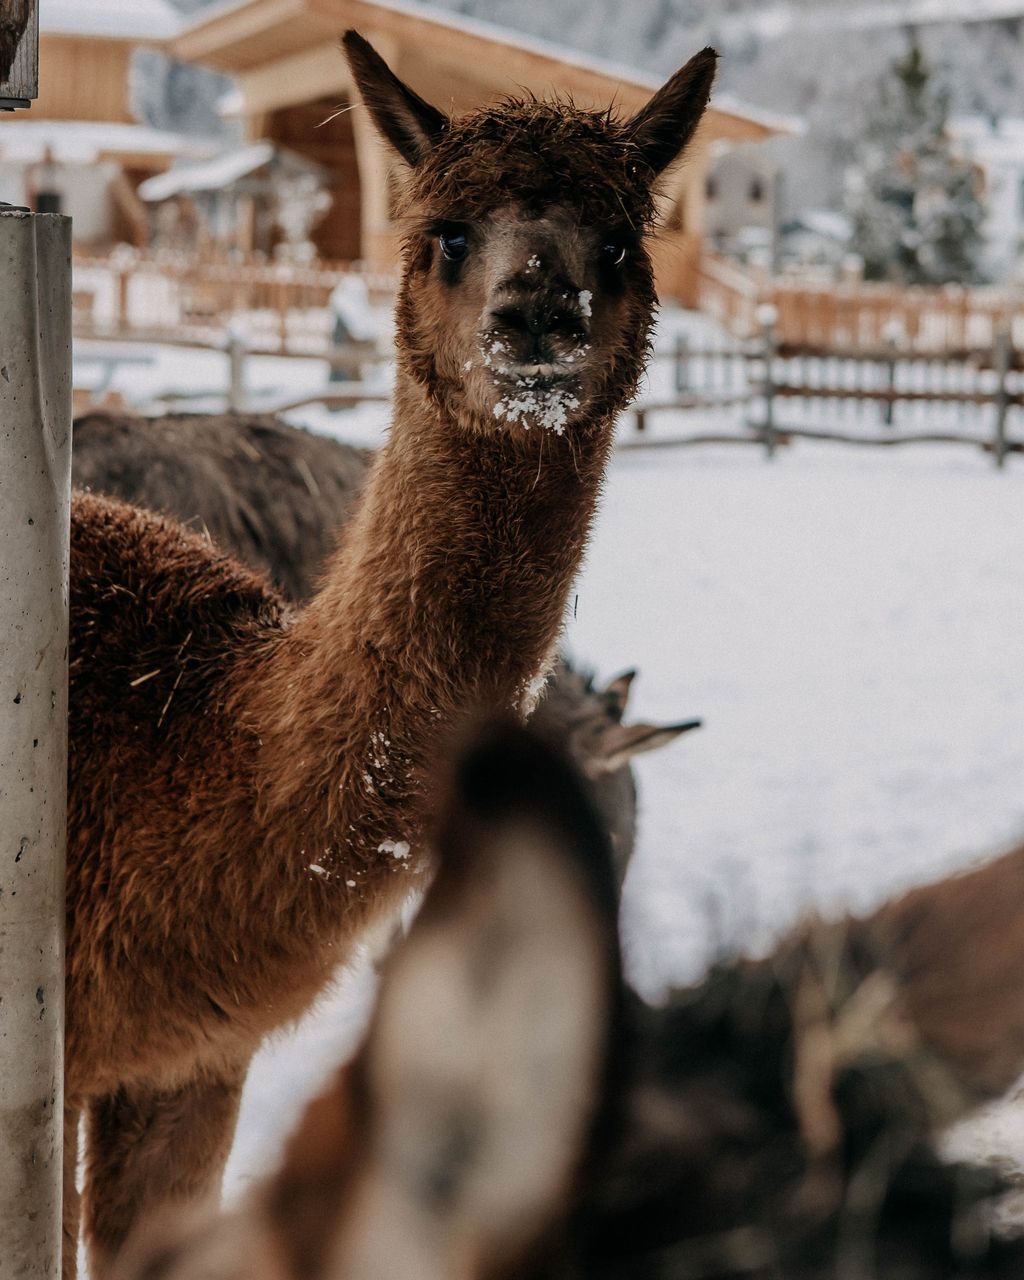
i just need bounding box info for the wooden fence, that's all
[697,253,1024,353]
[629,326,1023,468]
[75,245,1024,360]
[70,246,1024,467]
[72,247,398,355]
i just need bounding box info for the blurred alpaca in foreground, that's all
[116,720,1024,1280]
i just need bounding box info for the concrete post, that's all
[0,208,71,1277]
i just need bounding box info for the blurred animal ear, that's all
[625,47,718,177]
[334,722,620,1280]
[342,30,448,166]
[601,669,637,722]
[589,719,702,773]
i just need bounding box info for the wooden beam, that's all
[173,0,326,70]
[234,41,351,116]
[348,30,400,268]
[0,0,38,108]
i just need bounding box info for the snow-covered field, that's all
[73,314,1024,1209]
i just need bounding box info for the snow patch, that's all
[494,381,581,435]
[378,839,411,862]
[482,337,510,369]
[578,289,593,317]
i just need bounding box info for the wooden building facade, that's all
[173,0,783,303]
[0,0,199,246]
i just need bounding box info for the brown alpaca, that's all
[65,33,717,1276]
[113,724,1024,1280]
[71,409,701,875]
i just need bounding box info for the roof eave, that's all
[171,0,792,142]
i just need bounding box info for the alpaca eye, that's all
[439,231,469,262]
[602,242,627,266]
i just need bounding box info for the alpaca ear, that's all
[626,47,718,177]
[334,722,620,1280]
[601,668,637,722]
[342,29,447,166]
[589,719,702,773]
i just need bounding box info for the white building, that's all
[950,116,1024,286]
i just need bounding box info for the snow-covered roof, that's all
[40,0,182,42]
[138,142,327,201]
[787,209,853,241]
[0,119,205,164]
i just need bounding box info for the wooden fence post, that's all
[674,333,689,394]
[993,326,1012,470]
[0,0,38,110]
[0,207,71,1278]
[227,323,248,412]
[882,324,900,429]
[117,263,131,331]
[757,303,778,459]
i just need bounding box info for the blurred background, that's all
[4,0,1023,1213]
[4,0,1024,409]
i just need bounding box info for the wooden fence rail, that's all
[72,247,398,354]
[70,248,1023,468]
[630,321,1022,469]
[696,253,1024,353]
[74,246,1024,362]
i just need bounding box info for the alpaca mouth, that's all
[493,363,580,393]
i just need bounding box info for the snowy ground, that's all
[72,310,1024,1213]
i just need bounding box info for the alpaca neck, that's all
[321,377,611,691]
[251,369,614,848]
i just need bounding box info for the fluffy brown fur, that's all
[113,726,1024,1280]
[65,33,717,1276]
[71,412,369,602]
[72,410,699,876]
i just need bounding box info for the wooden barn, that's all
[172,0,785,303]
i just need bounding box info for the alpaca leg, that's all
[83,1067,246,1279]
[63,1105,81,1280]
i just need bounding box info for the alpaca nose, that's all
[488,292,589,353]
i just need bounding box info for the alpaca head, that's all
[343,32,717,437]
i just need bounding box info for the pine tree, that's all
[847,42,987,286]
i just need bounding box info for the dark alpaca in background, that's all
[71,412,370,605]
[72,409,700,877]
[114,720,1024,1280]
